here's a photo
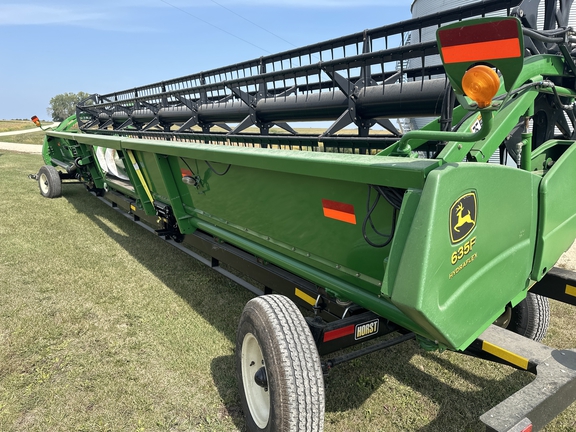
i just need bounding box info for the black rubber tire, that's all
[236,295,324,432]
[37,165,62,198]
[506,293,550,342]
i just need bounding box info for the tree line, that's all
[47,92,91,122]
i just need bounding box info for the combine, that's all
[31,0,576,430]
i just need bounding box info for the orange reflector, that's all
[441,38,521,64]
[322,199,356,224]
[462,65,500,108]
[566,284,576,297]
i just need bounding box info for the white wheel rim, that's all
[241,332,270,428]
[39,173,49,194]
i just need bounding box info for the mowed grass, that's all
[1,151,576,431]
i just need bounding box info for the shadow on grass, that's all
[63,184,249,430]
[63,183,534,432]
[324,338,533,431]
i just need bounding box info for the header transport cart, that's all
[30,0,576,430]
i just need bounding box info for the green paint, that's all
[39,17,576,352]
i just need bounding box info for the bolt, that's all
[458,144,462,150]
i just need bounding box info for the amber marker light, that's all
[461,65,500,108]
[31,115,42,128]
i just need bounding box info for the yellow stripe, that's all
[126,150,155,204]
[295,288,316,306]
[566,284,576,297]
[482,341,529,369]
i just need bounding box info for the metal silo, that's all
[407,0,509,131]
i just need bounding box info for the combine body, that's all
[34,0,576,430]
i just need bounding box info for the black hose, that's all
[362,185,403,248]
[523,27,565,44]
[205,160,231,176]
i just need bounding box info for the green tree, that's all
[47,91,91,121]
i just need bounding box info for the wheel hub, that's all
[254,366,268,391]
[39,173,49,194]
[241,332,270,428]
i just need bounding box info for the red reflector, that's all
[323,325,355,342]
[322,199,356,225]
[181,168,193,177]
[521,425,532,432]
[439,19,519,47]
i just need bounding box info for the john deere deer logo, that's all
[450,192,477,244]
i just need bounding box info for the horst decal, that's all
[322,199,357,224]
[449,192,477,244]
[355,319,379,340]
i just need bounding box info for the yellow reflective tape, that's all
[482,341,529,370]
[126,150,154,204]
[295,288,316,306]
[566,284,576,297]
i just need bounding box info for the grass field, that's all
[0,131,46,145]
[1,151,576,431]
[0,120,47,145]
[0,121,38,133]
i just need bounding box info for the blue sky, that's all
[0,1,412,121]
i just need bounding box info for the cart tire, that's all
[236,295,324,432]
[495,293,550,341]
[37,165,62,198]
